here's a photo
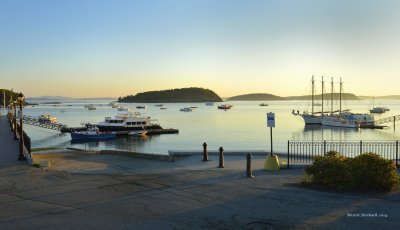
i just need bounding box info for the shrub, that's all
[349,153,400,191]
[305,151,400,191]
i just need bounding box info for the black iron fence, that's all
[8,111,31,158]
[287,140,399,169]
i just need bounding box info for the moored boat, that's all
[39,114,57,124]
[217,104,233,110]
[180,107,194,112]
[70,127,116,140]
[136,105,146,109]
[259,103,268,106]
[95,113,162,133]
[128,130,148,136]
[88,104,96,110]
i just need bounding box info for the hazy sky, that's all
[1,0,400,98]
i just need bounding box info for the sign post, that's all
[267,112,275,156]
[264,112,280,171]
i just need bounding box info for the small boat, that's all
[109,102,118,108]
[70,126,116,140]
[259,103,268,106]
[155,104,164,107]
[180,107,194,112]
[160,107,167,110]
[88,104,96,110]
[136,105,146,109]
[205,102,214,106]
[128,130,148,136]
[370,107,390,114]
[117,107,131,113]
[39,114,57,124]
[190,106,198,109]
[217,104,233,110]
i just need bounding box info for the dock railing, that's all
[287,140,399,169]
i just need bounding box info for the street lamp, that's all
[18,92,26,161]
[13,101,17,140]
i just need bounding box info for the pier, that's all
[0,114,24,166]
[21,115,67,131]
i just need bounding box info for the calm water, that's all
[21,99,400,155]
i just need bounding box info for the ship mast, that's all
[311,75,314,115]
[330,77,333,116]
[321,76,324,116]
[339,77,342,115]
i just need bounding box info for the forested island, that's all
[118,87,223,103]
[227,93,359,101]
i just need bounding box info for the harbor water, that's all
[22,99,400,155]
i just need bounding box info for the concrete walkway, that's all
[0,114,23,166]
[0,150,396,230]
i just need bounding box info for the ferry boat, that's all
[39,114,57,124]
[95,113,162,133]
[70,126,116,140]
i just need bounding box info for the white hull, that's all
[301,114,322,124]
[321,116,360,128]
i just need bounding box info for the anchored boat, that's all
[70,126,116,140]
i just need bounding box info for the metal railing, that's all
[287,140,399,169]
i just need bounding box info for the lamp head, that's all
[17,92,24,102]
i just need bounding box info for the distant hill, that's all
[358,95,400,100]
[227,92,359,101]
[118,87,223,103]
[286,93,359,100]
[227,93,284,101]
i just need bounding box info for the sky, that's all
[1,0,400,98]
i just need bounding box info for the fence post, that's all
[323,140,326,155]
[287,140,290,169]
[360,140,363,155]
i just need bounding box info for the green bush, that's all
[305,151,400,191]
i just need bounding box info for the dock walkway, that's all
[0,113,23,166]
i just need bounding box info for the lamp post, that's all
[13,101,17,140]
[18,93,26,161]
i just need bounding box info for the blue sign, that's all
[267,112,275,127]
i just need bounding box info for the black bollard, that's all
[218,147,225,168]
[246,153,254,178]
[202,142,208,161]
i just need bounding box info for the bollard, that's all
[218,147,225,168]
[202,142,208,161]
[246,153,254,178]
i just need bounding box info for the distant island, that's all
[228,93,284,101]
[227,93,359,101]
[118,87,223,103]
[358,95,400,100]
